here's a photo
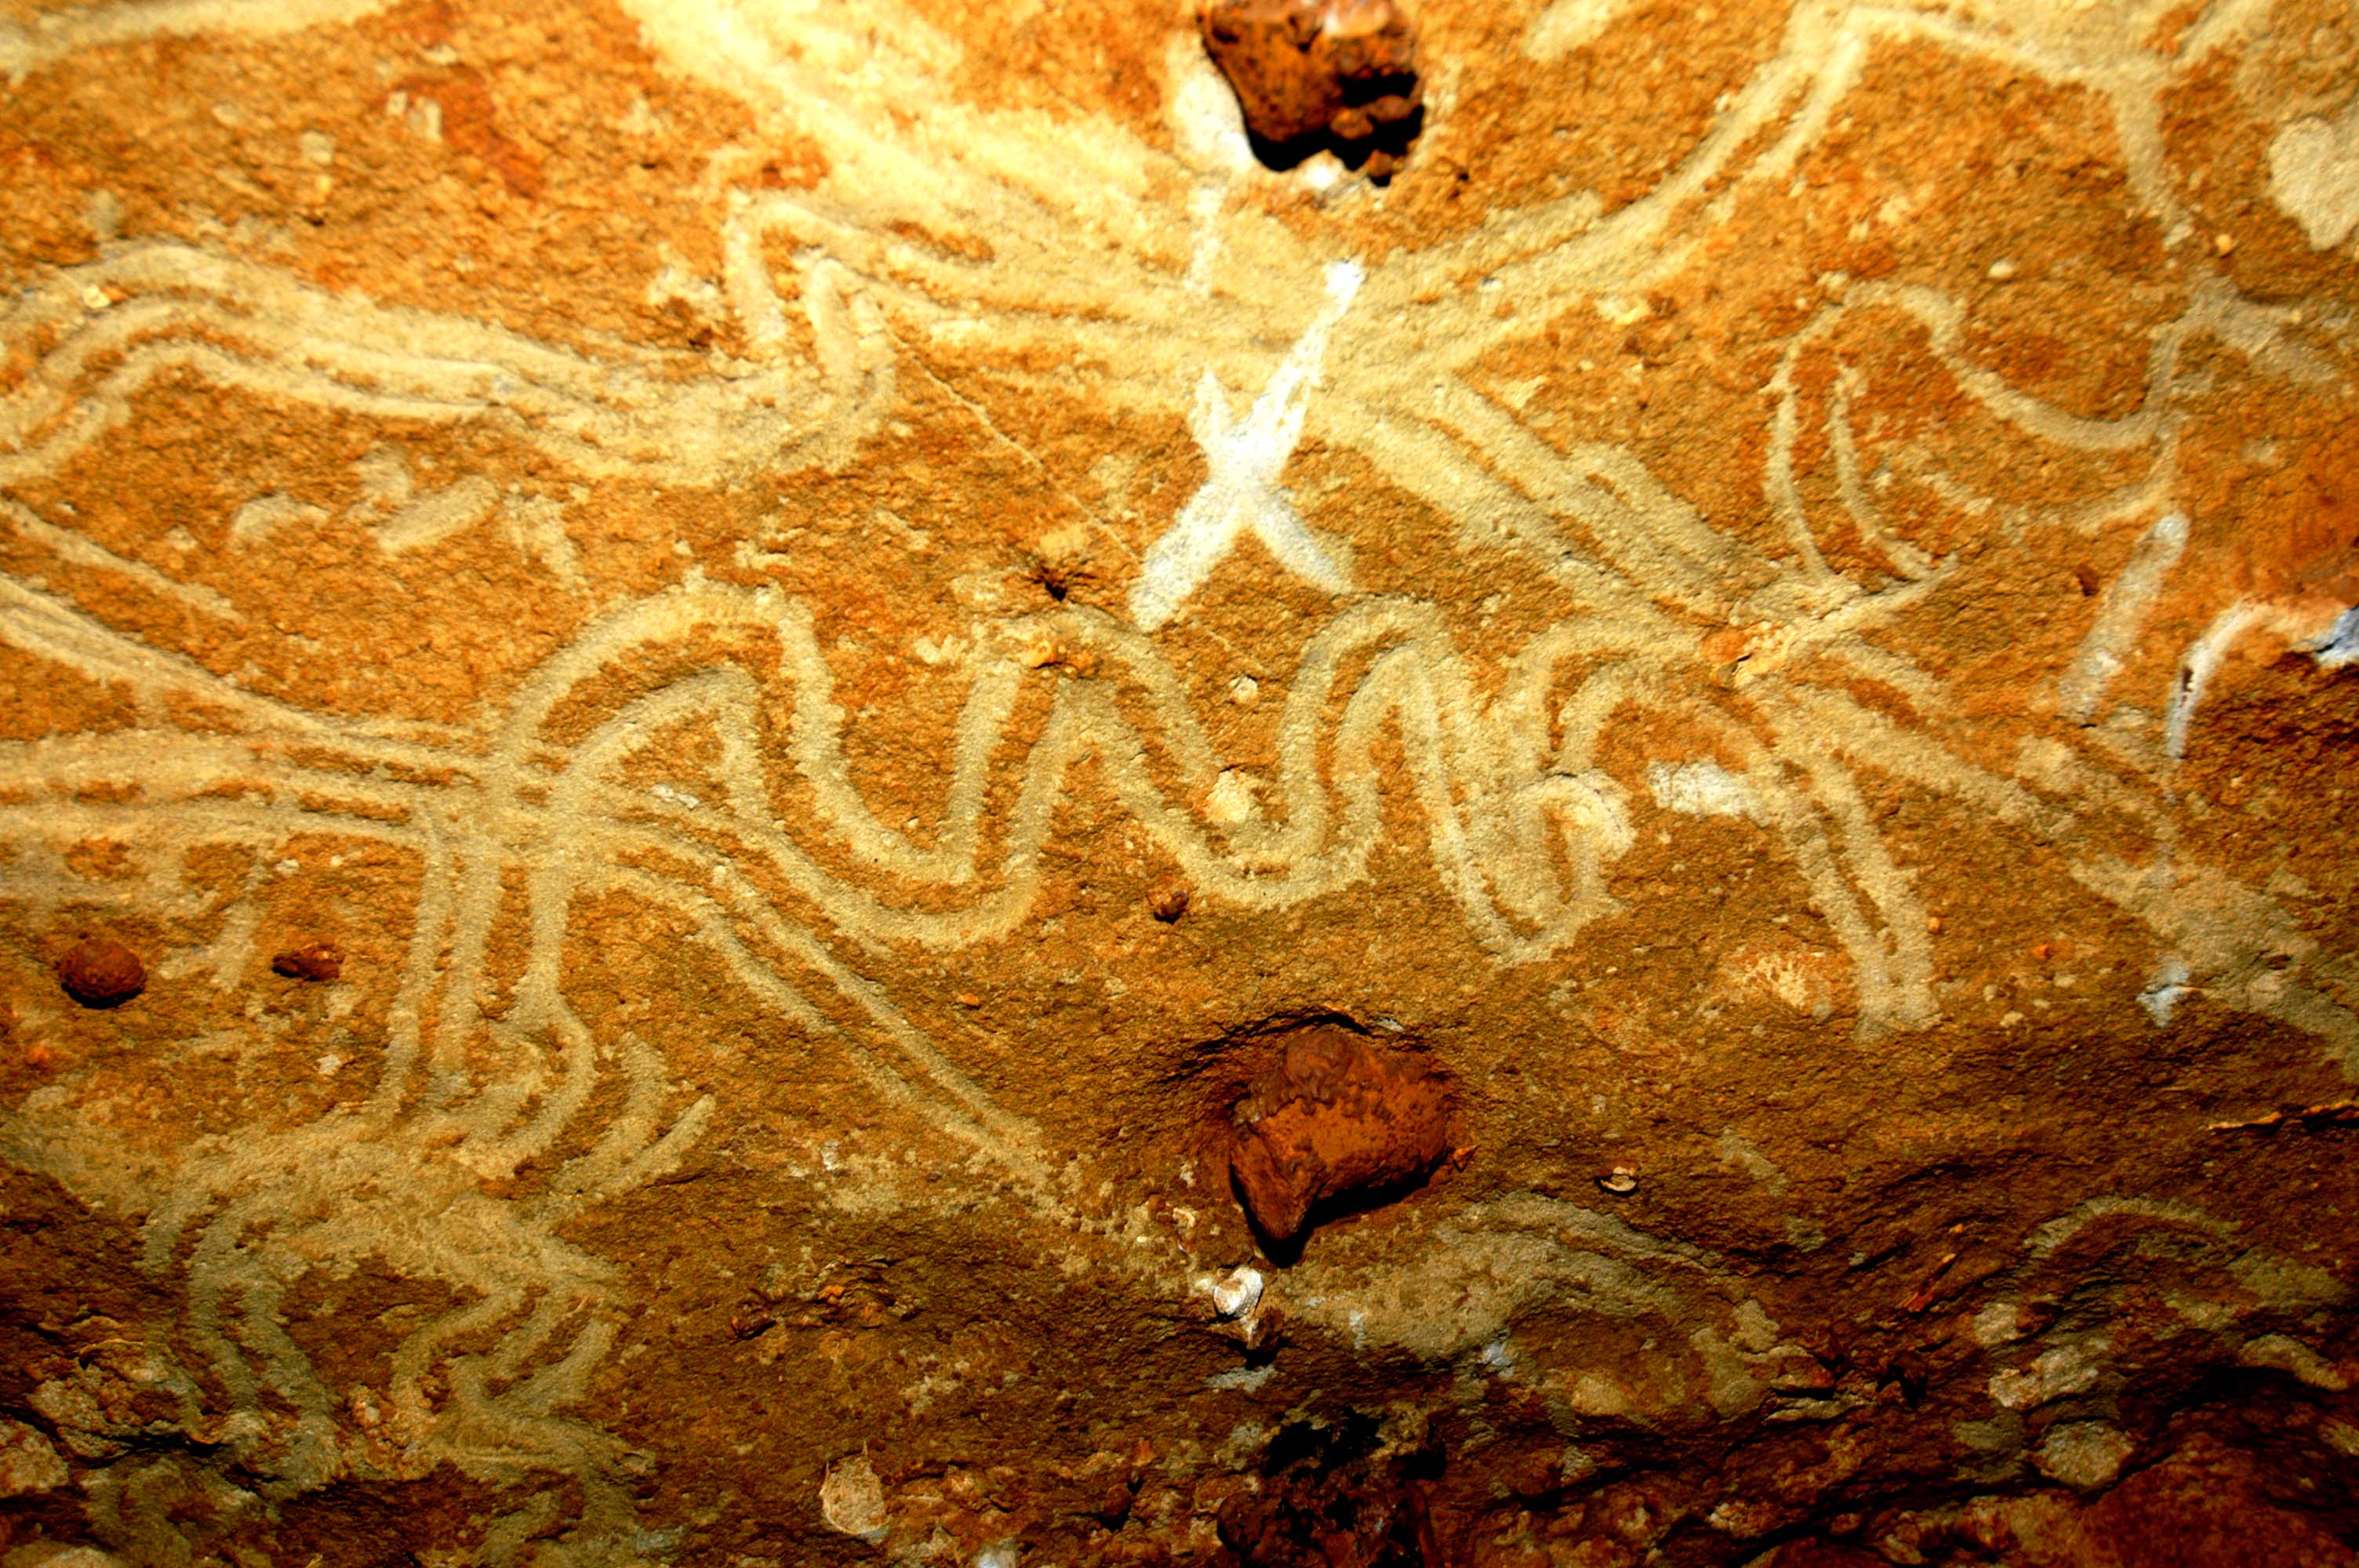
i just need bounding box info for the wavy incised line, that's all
[0,240,892,492]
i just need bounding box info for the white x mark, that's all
[1129,260,1364,631]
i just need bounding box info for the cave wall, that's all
[2,0,2357,1563]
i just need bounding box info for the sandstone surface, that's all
[1,0,2357,1563]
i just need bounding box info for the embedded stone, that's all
[270,941,343,982]
[1200,0,1422,171]
[55,939,144,1010]
[1227,1025,1452,1247]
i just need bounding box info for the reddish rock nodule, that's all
[56,938,146,1009]
[1227,1025,1451,1248]
[1200,0,1423,174]
[272,942,343,982]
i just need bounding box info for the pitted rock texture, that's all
[2,0,2358,1565]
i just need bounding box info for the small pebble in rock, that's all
[56,938,146,1009]
[272,941,343,982]
[1598,1167,1639,1196]
[1150,882,1191,923]
[1209,1264,1265,1319]
[819,1453,889,1544]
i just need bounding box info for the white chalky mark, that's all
[2267,102,2359,252]
[1205,768,1261,826]
[0,234,892,495]
[1129,260,1364,632]
[1208,1265,1264,1320]
[1646,760,1761,822]
[645,246,728,326]
[2311,607,2359,670]
[2166,597,2356,758]
[1166,41,1256,176]
[1185,181,1227,297]
[2166,598,2266,760]
[2059,510,2186,723]
[229,492,330,546]
[6,0,2359,1548]
[2139,954,2190,1026]
[502,493,583,588]
[373,475,500,554]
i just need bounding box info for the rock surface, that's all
[0,0,2356,1564]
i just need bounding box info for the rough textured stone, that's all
[0,1420,68,1499]
[1200,0,1423,171]
[1227,1025,1454,1249]
[0,0,2357,1564]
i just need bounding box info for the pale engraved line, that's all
[2,496,242,622]
[0,0,393,77]
[1130,259,1362,630]
[0,239,892,494]
[2061,511,2190,724]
